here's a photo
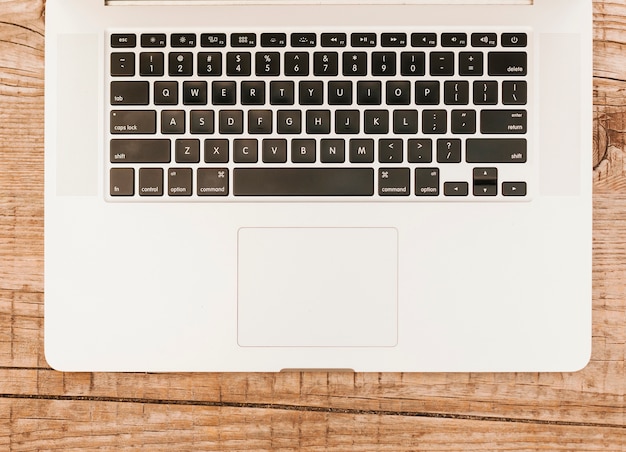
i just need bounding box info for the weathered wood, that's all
[0,0,624,449]
[1,399,624,451]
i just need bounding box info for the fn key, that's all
[110,168,134,196]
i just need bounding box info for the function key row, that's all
[111,32,527,49]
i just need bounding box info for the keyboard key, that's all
[441,33,467,47]
[111,81,149,105]
[328,81,352,105]
[502,81,527,105]
[111,52,135,76]
[168,52,193,76]
[357,81,381,105]
[183,81,207,105]
[480,110,527,134]
[466,138,527,163]
[314,52,339,76]
[501,33,527,48]
[320,139,345,163]
[197,52,222,76]
[201,33,226,47]
[407,139,432,163]
[204,139,229,163]
[291,33,316,47]
[335,110,360,134]
[451,110,476,134]
[471,33,497,47]
[168,168,193,196]
[473,81,498,105]
[400,52,426,76]
[284,52,309,76]
[190,110,214,134]
[299,81,324,105]
[226,52,251,75]
[459,52,483,76]
[372,52,396,76]
[110,139,170,163]
[231,33,256,47]
[139,52,164,76]
[343,52,367,76]
[212,81,237,105]
[351,33,376,47]
[261,33,287,47]
[256,52,280,76]
[306,110,331,134]
[502,181,527,196]
[234,139,258,163]
[415,168,439,196]
[393,110,418,134]
[138,168,163,196]
[161,110,185,134]
[291,139,316,163]
[430,52,454,76]
[111,34,136,48]
[321,33,347,47]
[233,168,374,196]
[422,110,447,134]
[411,33,437,47]
[171,33,197,47]
[386,81,411,105]
[197,168,229,196]
[488,52,527,76]
[415,81,439,105]
[241,81,266,105]
[219,110,244,134]
[379,168,410,196]
[473,167,498,196]
[436,139,461,163]
[110,168,134,196]
[110,110,156,134]
[154,81,178,105]
[349,139,374,163]
[381,33,407,47]
[364,110,389,134]
[379,139,403,163]
[444,81,469,105]
[270,81,295,105]
[175,139,200,163]
[141,33,166,48]
[277,110,301,134]
[444,182,469,196]
[248,110,272,134]
[262,139,287,163]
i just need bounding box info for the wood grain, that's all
[0,0,624,450]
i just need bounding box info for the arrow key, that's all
[444,182,469,196]
[502,181,527,196]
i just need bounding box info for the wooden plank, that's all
[0,398,623,451]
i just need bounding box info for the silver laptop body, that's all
[44,0,592,371]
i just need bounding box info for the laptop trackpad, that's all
[237,227,398,347]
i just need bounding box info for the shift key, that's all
[111,139,171,163]
[111,110,156,134]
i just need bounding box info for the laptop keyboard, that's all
[107,30,529,200]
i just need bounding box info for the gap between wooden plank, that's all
[0,392,623,430]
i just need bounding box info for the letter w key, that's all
[183,81,207,105]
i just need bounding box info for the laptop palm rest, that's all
[237,227,398,347]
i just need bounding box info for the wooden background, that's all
[0,0,624,449]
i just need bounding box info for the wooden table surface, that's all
[1,0,624,450]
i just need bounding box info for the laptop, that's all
[44,0,592,372]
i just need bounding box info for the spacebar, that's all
[233,168,374,196]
